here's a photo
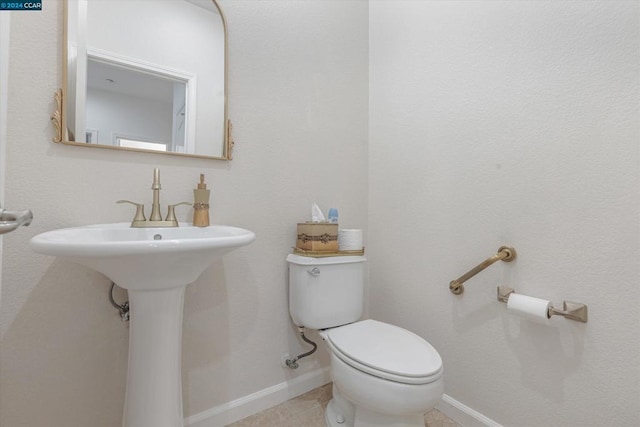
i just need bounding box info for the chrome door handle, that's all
[0,209,33,235]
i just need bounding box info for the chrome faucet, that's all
[117,168,190,228]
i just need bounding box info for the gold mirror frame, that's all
[52,0,233,160]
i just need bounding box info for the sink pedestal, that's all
[30,223,256,427]
[124,287,186,427]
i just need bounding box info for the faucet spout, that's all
[149,168,162,221]
[151,167,161,190]
[118,168,190,227]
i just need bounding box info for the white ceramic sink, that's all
[30,222,255,427]
[30,222,255,290]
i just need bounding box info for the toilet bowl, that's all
[321,319,444,427]
[286,254,444,427]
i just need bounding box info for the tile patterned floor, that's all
[227,383,460,427]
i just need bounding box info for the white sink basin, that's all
[30,222,255,290]
[30,222,255,427]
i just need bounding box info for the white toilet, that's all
[287,254,444,427]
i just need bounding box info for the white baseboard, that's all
[436,394,503,427]
[184,367,331,427]
[184,370,500,427]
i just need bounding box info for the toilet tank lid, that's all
[286,254,366,265]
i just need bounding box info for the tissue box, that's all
[296,222,338,252]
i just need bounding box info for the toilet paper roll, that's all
[338,229,363,251]
[507,293,551,324]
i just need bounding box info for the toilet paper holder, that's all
[497,286,588,323]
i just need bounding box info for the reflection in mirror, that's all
[58,0,231,159]
[86,57,189,152]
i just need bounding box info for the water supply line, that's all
[109,282,130,322]
[285,327,317,369]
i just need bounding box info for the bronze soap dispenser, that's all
[193,174,210,227]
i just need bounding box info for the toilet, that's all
[286,254,444,427]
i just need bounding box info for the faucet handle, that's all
[165,202,191,224]
[117,200,147,222]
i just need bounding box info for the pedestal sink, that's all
[30,223,255,427]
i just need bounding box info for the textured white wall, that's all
[369,1,639,426]
[0,1,368,426]
[0,13,9,306]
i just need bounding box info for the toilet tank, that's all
[286,254,365,330]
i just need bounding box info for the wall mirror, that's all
[53,0,233,160]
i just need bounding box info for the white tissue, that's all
[311,203,326,222]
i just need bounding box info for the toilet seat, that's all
[323,319,443,385]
